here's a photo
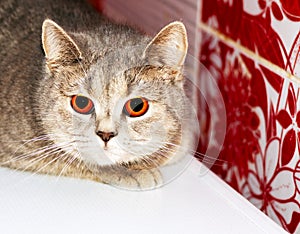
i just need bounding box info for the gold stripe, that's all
[198,21,300,84]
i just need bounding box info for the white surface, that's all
[0,159,286,234]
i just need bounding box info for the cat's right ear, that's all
[42,19,82,71]
[143,21,188,70]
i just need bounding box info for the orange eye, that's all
[123,97,149,117]
[71,95,94,115]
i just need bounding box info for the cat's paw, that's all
[132,169,163,190]
[106,168,163,191]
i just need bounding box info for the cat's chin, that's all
[78,140,138,167]
[102,146,138,165]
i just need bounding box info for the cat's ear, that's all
[42,19,82,70]
[143,21,188,69]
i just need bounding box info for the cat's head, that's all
[38,19,196,170]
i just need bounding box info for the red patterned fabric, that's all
[199,0,300,232]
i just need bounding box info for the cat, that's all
[0,0,197,190]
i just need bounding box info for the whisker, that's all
[161,141,228,165]
[15,147,69,174]
[1,140,73,170]
[1,145,54,167]
[20,153,64,183]
[159,144,225,167]
[3,148,62,180]
[55,152,77,182]
[13,142,69,162]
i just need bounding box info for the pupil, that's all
[76,96,88,109]
[130,98,143,112]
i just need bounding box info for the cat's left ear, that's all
[143,21,188,69]
[42,19,82,70]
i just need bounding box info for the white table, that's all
[0,158,286,234]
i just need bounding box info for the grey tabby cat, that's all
[0,0,195,189]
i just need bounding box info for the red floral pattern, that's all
[199,0,300,232]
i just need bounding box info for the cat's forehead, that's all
[85,61,128,98]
